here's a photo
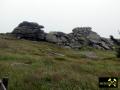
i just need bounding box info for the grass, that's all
[0,34,120,90]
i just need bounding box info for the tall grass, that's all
[0,34,119,90]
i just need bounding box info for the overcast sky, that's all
[0,0,120,38]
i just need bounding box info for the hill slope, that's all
[0,34,120,90]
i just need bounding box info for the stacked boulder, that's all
[12,21,114,50]
[67,27,101,49]
[45,27,114,50]
[12,21,46,41]
[68,27,114,50]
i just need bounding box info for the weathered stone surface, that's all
[45,33,58,43]
[45,27,114,50]
[70,27,114,50]
[11,21,115,50]
[72,27,100,41]
[12,21,46,40]
[45,32,69,45]
[101,37,114,50]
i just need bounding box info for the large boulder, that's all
[72,27,100,40]
[67,27,101,49]
[45,32,69,45]
[67,27,114,50]
[12,21,46,41]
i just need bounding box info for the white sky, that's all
[0,0,120,38]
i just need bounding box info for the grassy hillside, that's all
[0,34,120,90]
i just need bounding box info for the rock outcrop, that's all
[67,27,101,49]
[12,21,46,41]
[12,21,115,50]
[45,27,114,50]
[110,35,120,45]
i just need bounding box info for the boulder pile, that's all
[12,21,46,40]
[12,21,115,50]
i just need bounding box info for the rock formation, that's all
[67,27,101,49]
[12,21,115,50]
[110,35,120,45]
[12,21,46,41]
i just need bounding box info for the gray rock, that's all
[45,33,58,43]
[69,27,113,50]
[12,21,46,41]
[101,37,114,45]
[92,44,104,49]
[72,27,100,40]
[101,37,114,50]
[11,22,115,50]
[99,42,111,50]
[45,31,68,45]
[45,27,114,50]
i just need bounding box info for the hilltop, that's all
[0,31,120,90]
[11,21,116,50]
[0,21,120,90]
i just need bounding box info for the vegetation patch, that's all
[54,56,67,61]
[0,35,119,90]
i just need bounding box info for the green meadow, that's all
[0,34,120,90]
